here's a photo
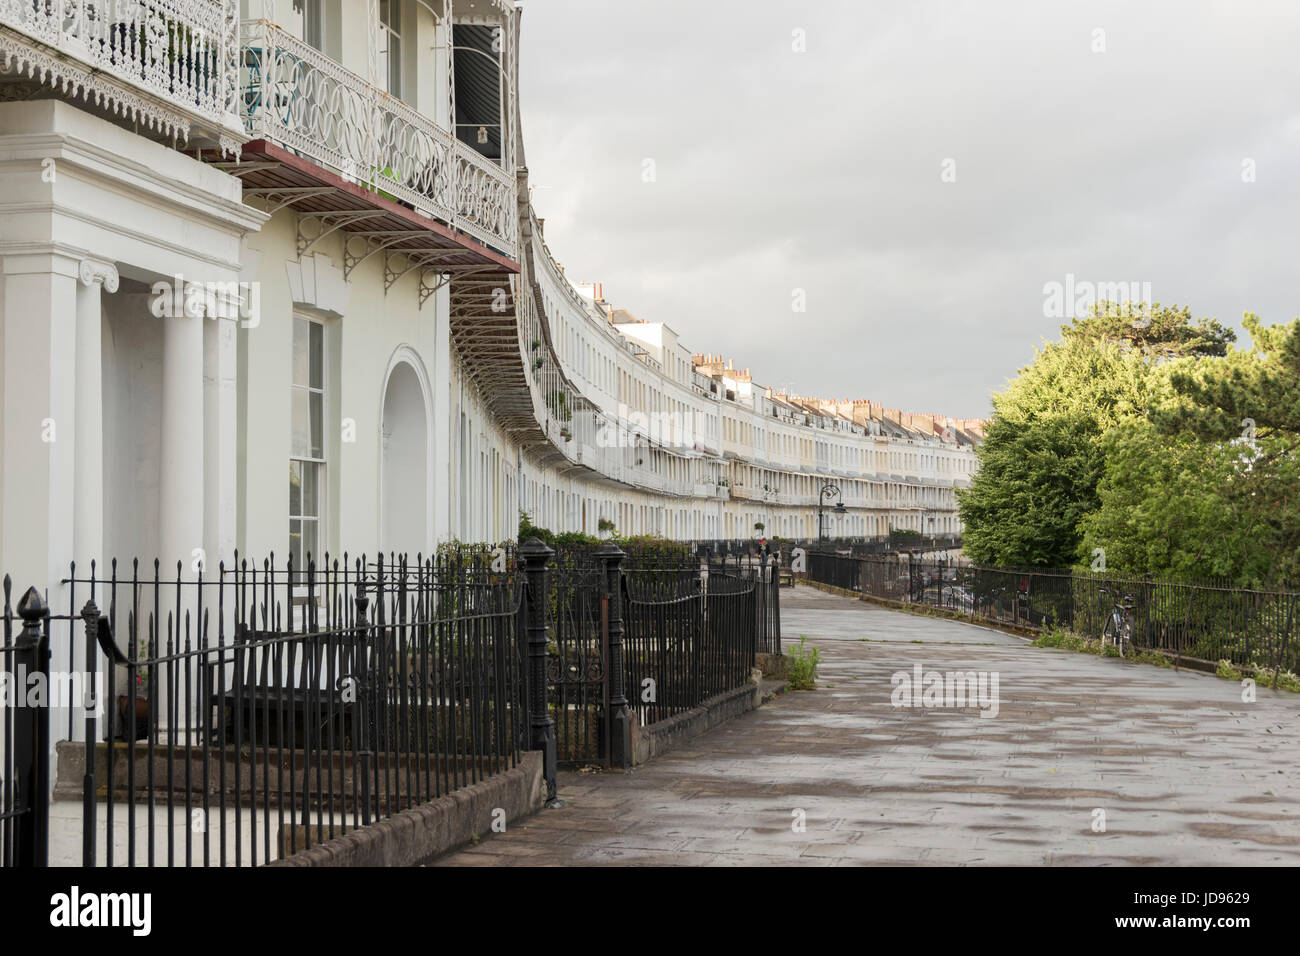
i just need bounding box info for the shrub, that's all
[786,635,821,690]
[1032,627,1096,654]
[518,511,556,548]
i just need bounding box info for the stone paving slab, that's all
[433,587,1300,867]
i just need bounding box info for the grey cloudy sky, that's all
[516,0,1300,419]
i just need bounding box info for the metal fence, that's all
[1,580,50,867]
[687,535,964,564]
[4,550,529,867]
[699,554,781,656]
[624,567,758,728]
[546,551,609,767]
[807,552,1300,673]
[1,537,779,866]
[543,544,777,767]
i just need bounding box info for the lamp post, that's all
[817,479,846,544]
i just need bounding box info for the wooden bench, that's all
[205,625,360,749]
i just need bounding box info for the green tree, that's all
[958,411,1102,567]
[958,303,1217,568]
[1147,314,1300,584]
[1062,302,1235,360]
[1077,422,1272,581]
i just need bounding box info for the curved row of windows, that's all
[448,211,980,544]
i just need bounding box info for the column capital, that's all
[78,258,119,293]
[148,275,244,322]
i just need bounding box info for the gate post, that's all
[79,598,103,868]
[521,538,561,807]
[14,586,50,867]
[353,585,373,827]
[597,543,631,770]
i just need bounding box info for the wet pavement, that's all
[434,586,1300,866]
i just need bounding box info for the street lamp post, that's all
[817,479,846,544]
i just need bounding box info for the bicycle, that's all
[1099,587,1135,657]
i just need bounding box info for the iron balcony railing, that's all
[238,18,517,258]
[0,0,245,145]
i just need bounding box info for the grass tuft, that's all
[786,635,822,691]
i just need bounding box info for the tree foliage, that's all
[958,302,1235,570]
[1062,302,1235,360]
[1076,423,1275,582]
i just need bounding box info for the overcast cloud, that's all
[516,0,1300,419]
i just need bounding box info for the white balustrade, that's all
[0,0,242,145]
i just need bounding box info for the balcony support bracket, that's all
[296,211,386,260]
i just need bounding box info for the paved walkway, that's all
[434,586,1300,866]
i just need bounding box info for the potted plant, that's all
[116,668,150,743]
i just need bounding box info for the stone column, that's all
[2,251,78,760]
[158,281,206,575]
[0,250,78,597]
[73,258,118,574]
[203,286,238,576]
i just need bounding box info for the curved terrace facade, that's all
[458,207,984,544]
[0,0,980,605]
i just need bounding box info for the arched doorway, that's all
[380,359,430,555]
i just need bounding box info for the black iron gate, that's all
[546,559,611,767]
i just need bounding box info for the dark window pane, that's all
[302,461,319,517]
[309,321,323,389]
[301,520,318,567]
[310,391,323,459]
[389,35,402,97]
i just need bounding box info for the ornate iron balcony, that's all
[0,0,245,153]
[238,18,516,259]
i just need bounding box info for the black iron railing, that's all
[687,535,963,563]
[623,565,760,728]
[806,552,1300,673]
[1,551,526,868]
[1,580,50,867]
[1,538,779,866]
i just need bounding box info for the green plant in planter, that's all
[369,165,403,202]
[530,339,541,351]
[547,390,572,422]
[598,517,616,537]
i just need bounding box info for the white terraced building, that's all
[0,0,981,603]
